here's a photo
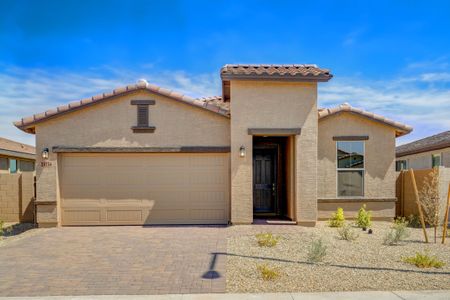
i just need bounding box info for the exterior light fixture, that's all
[239,146,246,157]
[42,148,49,160]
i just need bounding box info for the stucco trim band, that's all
[0,149,35,160]
[247,128,302,136]
[318,197,397,203]
[52,146,231,153]
[333,135,369,141]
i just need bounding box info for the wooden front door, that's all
[253,148,277,213]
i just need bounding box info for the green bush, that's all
[337,224,359,241]
[307,238,327,263]
[383,219,409,245]
[255,233,279,247]
[403,251,445,268]
[328,207,345,227]
[355,204,372,229]
[0,220,3,237]
[406,214,421,228]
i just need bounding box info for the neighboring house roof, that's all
[14,80,230,134]
[0,137,35,160]
[220,64,333,82]
[396,130,450,157]
[318,103,413,137]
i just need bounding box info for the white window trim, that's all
[336,141,365,198]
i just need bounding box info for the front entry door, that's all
[253,148,277,213]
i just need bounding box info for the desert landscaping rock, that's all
[226,222,450,293]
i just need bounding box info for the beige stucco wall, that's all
[0,173,34,223]
[397,147,450,170]
[317,113,397,219]
[230,80,318,225]
[34,90,230,226]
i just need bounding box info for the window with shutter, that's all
[130,100,156,133]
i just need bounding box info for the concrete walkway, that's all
[0,291,449,300]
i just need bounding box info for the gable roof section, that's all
[14,80,230,133]
[220,64,333,82]
[318,103,413,137]
[396,130,450,157]
[0,137,35,160]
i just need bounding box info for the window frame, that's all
[431,153,441,168]
[9,158,17,174]
[336,141,365,198]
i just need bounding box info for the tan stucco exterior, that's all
[34,90,230,226]
[19,70,410,227]
[397,147,450,170]
[230,80,318,225]
[317,113,397,219]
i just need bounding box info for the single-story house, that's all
[396,130,450,170]
[0,137,35,222]
[0,137,35,174]
[14,64,412,227]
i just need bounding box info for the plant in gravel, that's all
[0,219,3,236]
[418,168,441,243]
[328,207,345,227]
[307,238,327,263]
[355,204,372,230]
[337,224,359,241]
[402,251,445,268]
[257,264,280,280]
[383,219,409,245]
[406,215,421,228]
[255,233,279,247]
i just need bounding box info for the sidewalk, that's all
[0,290,449,300]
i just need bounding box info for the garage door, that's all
[60,153,230,225]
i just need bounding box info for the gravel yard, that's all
[226,221,450,293]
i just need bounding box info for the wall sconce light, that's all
[239,146,246,157]
[42,148,49,160]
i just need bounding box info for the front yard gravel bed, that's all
[226,222,450,292]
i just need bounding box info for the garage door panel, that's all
[60,153,229,225]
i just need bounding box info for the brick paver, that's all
[0,226,227,296]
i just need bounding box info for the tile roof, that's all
[396,130,450,157]
[0,137,35,155]
[14,80,230,133]
[221,64,333,81]
[196,96,230,111]
[318,103,413,137]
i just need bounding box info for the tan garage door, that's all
[60,153,230,225]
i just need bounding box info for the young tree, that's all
[418,168,441,243]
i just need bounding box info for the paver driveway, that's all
[0,226,227,296]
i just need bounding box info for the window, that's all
[19,160,35,172]
[9,159,17,173]
[396,160,408,171]
[130,99,156,132]
[432,154,441,168]
[0,157,8,171]
[337,141,364,197]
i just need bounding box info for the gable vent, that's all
[137,105,149,127]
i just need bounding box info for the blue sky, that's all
[1,0,449,145]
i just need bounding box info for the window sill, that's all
[131,126,156,133]
[318,197,397,203]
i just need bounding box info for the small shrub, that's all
[0,220,3,237]
[403,251,445,268]
[383,219,409,245]
[355,204,372,229]
[337,224,359,241]
[328,207,345,227]
[255,233,279,247]
[307,238,327,263]
[257,264,280,280]
[406,214,421,228]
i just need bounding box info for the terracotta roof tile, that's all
[221,64,333,81]
[396,130,450,157]
[0,137,35,155]
[14,80,230,133]
[318,103,412,137]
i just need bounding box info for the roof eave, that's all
[396,142,450,157]
[220,74,333,82]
